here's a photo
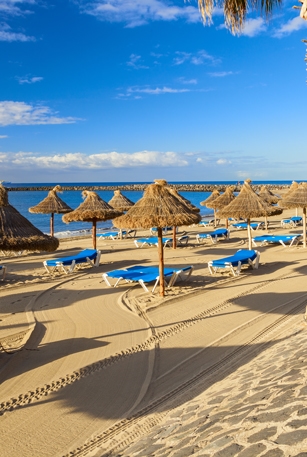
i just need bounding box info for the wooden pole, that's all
[247,217,252,250]
[92,219,97,250]
[265,215,268,231]
[158,227,165,297]
[214,209,217,227]
[50,213,54,237]
[172,226,177,250]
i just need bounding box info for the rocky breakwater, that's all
[7,183,290,192]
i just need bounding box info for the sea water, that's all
[6,181,291,237]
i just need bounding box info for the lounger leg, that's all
[134,240,140,248]
[139,280,150,292]
[102,274,112,287]
[1,266,6,280]
[234,261,242,276]
[208,263,214,275]
[254,252,260,269]
[279,241,286,247]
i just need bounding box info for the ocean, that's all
[6,181,292,237]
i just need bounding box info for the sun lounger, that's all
[199,219,219,227]
[0,265,7,280]
[150,227,174,235]
[281,216,303,228]
[252,234,302,247]
[102,265,194,292]
[196,228,230,244]
[43,249,101,274]
[97,230,136,240]
[230,222,264,231]
[208,249,260,276]
[134,237,172,248]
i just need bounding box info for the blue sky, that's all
[1,0,307,183]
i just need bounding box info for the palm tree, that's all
[197,0,306,33]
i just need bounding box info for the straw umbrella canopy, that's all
[279,181,300,216]
[108,190,134,212]
[0,185,59,252]
[281,182,307,248]
[209,186,236,227]
[258,186,282,230]
[168,188,200,249]
[62,191,123,249]
[29,185,72,237]
[200,189,220,227]
[258,186,280,205]
[218,180,279,250]
[113,179,201,297]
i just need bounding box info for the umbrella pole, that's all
[303,208,306,248]
[50,213,54,237]
[158,227,165,297]
[247,217,252,250]
[214,209,217,228]
[265,215,268,231]
[173,226,177,250]
[93,220,97,250]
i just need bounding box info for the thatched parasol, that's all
[218,179,279,250]
[62,191,123,249]
[209,186,236,228]
[200,190,220,227]
[281,182,307,248]
[279,181,300,216]
[113,179,201,297]
[0,185,59,252]
[29,185,72,236]
[258,186,282,230]
[108,190,134,212]
[168,187,200,249]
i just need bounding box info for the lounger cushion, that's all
[210,250,257,267]
[45,249,98,267]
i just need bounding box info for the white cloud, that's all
[240,18,266,37]
[208,71,236,77]
[174,50,220,66]
[0,0,35,17]
[0,101,80,126]
[0,150,188,169]
[0,135,8,139]
[80,0,199,27]
[0,23,35,42]
[216,158,231,165]
[126,54,149,69]
[16,76,43,84]
[274,16,307,38]
[118,85,190,98]
[177,77,198,85]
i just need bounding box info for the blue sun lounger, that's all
[97,230,137,240]
[231,222,264,231]
[208,249,260,276]
[281,216,303,228]
[134,236,189,248]
[252,234,302,247]
[150,227,174,235]
[196,228,230,244]
[0,265,7,280]
[43,249,101,274]
[102,265,194,292]
[199,219,219,227]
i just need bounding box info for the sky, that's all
[1,0,307,183]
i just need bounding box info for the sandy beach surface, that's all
[1,207,307,457]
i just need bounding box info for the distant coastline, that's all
[6,182,290,192]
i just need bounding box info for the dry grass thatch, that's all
[280,182,307,209]
[279,181,300,208]
[0,185,59,252]
[29,185,72,214]
[113,179,201,229]
[62,191,123,223]
[168,188,200,213]
[218,180,276,219]
[208,186,235,210]
[258,186,280,205]
[200,189,220,207]
[108,190,134,212]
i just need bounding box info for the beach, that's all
[1,206,307,457]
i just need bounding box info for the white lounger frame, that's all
[252,236,302,248]
[208,251,260,277]
[44,251,101,275]
[196,231,230,245]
